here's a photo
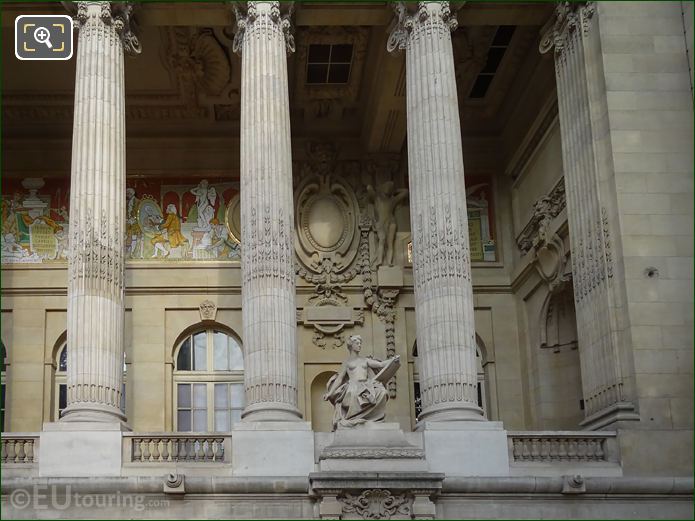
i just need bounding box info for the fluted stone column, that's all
[388,2,484,422]
[233,1,301,421]
[62,2,140,423]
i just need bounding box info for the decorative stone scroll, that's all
[232,0,295,55]
[340,489,412,520]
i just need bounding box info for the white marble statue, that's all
[190,179,217,232]
[323,335,400,430]
[366,181,408,267]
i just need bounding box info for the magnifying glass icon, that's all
[33,26,53,49]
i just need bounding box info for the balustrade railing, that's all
[125,434,230,464]
[1,434,39,464]
[508,432,618,463]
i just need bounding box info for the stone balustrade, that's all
[125,434,231,464]
[508,431,619,464]
[1,434,39,464]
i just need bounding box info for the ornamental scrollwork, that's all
[539,1,595,59]
[231,1,295,55]
[387,1,458,53]
[340,489,412,520]
[69,1,141,55]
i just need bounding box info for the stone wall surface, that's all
[596,0,693,473]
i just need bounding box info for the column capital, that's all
[63,1,141,55]
[231,1,295,55]
[387,1,458,53]
[539,1,595,56]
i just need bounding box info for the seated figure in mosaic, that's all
[323,334,400,430]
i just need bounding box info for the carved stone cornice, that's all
[231,1,295,55]
[387,1,458,53]
[66,1,141,54]
[539,1,595,58]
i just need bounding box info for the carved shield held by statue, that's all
[374,355,400,386]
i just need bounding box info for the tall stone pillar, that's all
[388,2,484,422]
[540,2,639,429]
[62,2,140,423]
[233,1,301,421]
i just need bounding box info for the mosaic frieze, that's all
[1,177,241,264]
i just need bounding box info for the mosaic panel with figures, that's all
[1,177,242,264]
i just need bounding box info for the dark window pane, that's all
[492,25,515,46]
[330,44,353,63]
[481,47,506,74]
[308,44,330,63]
[477,382,483,408]
[413,382,422,418]
[59,384,67,412]
[176,338,191,370]
[469,74,493,98]
[0,341,6,372]
[59,347,68,371]
[307,64,329,84]
[328,63,351,84]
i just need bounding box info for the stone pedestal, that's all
[231,422,314,476]
[318,423,426,472]
[39,422,126,478]
[420,421,510,477]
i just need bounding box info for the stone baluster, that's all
[232,1,301,421]
[388,1,483,421]
[62,1,140,424]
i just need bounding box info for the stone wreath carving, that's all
[340,489,412,520]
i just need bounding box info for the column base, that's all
[39,421,128,478]
[241,401,303,422]
[419,421,510,476]
[417,400,486,423]
[231,421,314,476]
[61,401,128,425]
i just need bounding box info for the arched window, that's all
[412,342,487,420]
[55,342,126,420]
[1,340,7,431]
[173,328,244,432]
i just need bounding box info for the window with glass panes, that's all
[174,329,244,432]
[55,343,126,420]
[306,44,353,84]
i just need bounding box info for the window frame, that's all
[305,43,354,85]
[173,328,244,433]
